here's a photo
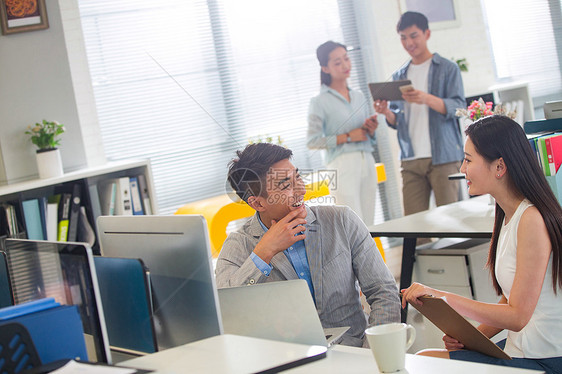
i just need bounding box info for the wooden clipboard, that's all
[409,296,511,360]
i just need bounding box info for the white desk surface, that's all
[285,345,544,374]
[119,334,327,374]
[368,195,495,238]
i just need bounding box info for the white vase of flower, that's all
[35,148,64,179]
[25,120,66,179]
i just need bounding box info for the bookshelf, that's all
[0,160,157,254]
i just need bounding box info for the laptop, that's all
[4,239,112,364]
[218,279,348,347]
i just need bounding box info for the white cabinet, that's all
[489,81,534,125]
[407,239,501,352]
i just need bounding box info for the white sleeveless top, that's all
[495,199,562,358]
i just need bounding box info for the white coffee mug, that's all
[365,323,416,373]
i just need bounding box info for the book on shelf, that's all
[67,184,82,242]
[22,199,44,240]
[137,174,152,215]
[529,133,562,176]
[46,198,59,242]
[98,177,133,216]
[129,176,144,215]
[57,193,72,242]
[0,203,20,238]
[38,197,48,240]
[545,133,562,177]
[0,205,8,238]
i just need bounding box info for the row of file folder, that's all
[19,184,85,243]
[98,175,152,216]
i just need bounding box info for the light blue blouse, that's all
[307,85,375,165]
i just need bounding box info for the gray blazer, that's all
[215,205,400,346]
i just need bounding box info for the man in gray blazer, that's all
[216,143,400,347]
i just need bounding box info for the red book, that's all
[545,134,562,176]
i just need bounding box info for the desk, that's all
[285,345,543,373]
[368,195,495,321]
[119,334,327,373]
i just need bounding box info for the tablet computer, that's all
[409,295,510,359]
[369,80,412,101]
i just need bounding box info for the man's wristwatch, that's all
[346,133,352,143]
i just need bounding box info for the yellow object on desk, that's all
[175,163,386,260]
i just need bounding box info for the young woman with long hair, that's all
[402,115,562,373]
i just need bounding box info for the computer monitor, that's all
[544,100,562,119]
[3,239,112,364]
[96,215,223,350]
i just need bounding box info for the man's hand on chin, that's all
[253,206,307,263]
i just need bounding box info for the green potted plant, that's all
[25,120,65,179]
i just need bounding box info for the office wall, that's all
[0,0,495,188]
[0,0,88,183]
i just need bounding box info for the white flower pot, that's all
[36,148,64,179]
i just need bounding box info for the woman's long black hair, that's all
[316,40,346,86]
[465,115,562,295]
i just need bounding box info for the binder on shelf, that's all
[38,197,48,240]
[46,200,58,242]
[129,176,144,215]
[57,193,72,242]
[524,118,562,135]
[545,134,562,176]
[22,199,44,240]
[137,174,152,215]
[0,298,88,364]
[536,135,551,175]
[98,180,117,216]
[115,177,133,216]
[67,184,82,242]
[88,184,102,220]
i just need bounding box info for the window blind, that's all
[482,0,562,104]
[78,0,394,224]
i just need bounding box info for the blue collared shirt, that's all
[387,53,465,165]
[307,85,376,165]
[250,215,315,301]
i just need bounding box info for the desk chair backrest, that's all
[0,251,14,308]
[0,322,42,373]
[94,256,157,355]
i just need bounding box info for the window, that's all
[78,0,391,223]
[482,0,562,107]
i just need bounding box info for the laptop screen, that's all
[4,239,112,364]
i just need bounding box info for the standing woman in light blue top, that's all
[307,41,379,225]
